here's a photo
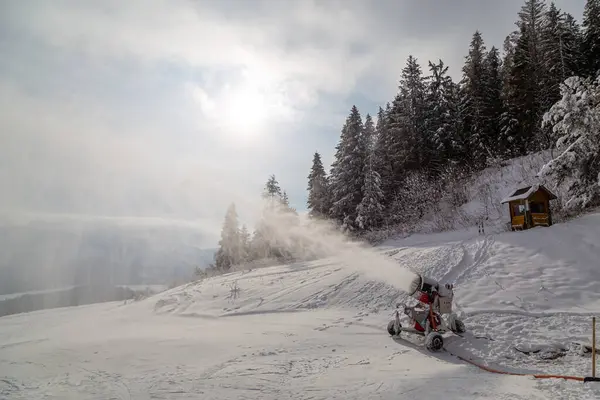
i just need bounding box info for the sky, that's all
[0,0,586,247]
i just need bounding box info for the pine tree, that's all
[306,152,331,219]
[280,190,297,214]
[562,13,585,78]
[461,31,488,167]
[517,0,548,150]
[263,174,282,201]
[541,3,567,109]
[541,4,584,114]
[425,59,456,169]
[281,190,289,207]
[448,81,468,164]
[582,0,600,77]
[499,32,521,157]
[356,112,384,230]
[362,114,376,154]
[252,175,295,262]
[372,104,394,201]
[399,56,428,170]
[384,55,428,194]
[356,150,385,231]
[249,227,269,261]
[329,105,366,229]
[214,203,242,270]
[239,224,251,262]
[501,0,549,157]
[482,46,504,161]
[509,24,539,155]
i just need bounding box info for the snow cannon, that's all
[406,274,454,314]
[387,273,464,352]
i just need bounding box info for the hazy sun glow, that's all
[220,83,269,138]
[191,65,293,144]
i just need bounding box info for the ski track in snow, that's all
[2,214,600,399]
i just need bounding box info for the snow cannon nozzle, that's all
[407,274,454,306]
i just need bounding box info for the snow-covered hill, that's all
[413,150,558,235]
[2,212,600,399]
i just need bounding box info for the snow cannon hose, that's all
[451,353,599,383]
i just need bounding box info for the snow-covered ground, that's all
[2,212,600,399]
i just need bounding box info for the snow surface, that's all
[2,212,600,399]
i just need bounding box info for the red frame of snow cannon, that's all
[411,291,443,332]
[398,274,455,334]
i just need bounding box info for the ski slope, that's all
[2,213,600,399]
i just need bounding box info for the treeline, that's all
[207,0,600,274]
[205,175,301,273]
[306,0,600,232]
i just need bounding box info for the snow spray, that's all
[256,206,418,293]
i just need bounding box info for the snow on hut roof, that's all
[501,184,557,204]
[501,185,539,204]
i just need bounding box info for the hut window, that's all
[530,202,546,213]
[513,204,525,216]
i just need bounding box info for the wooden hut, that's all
[501,185,557,231]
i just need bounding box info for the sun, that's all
[220,84,269,138]
[191,66,291,144]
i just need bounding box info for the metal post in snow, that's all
[587,316,600,383]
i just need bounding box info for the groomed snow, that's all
[2,212,600,399]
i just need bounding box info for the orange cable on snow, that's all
[452,353,586,382]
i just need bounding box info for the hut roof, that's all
[501,184,557,204]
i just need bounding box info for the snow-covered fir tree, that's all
[502,23,540,156]
[499,31,520,157]
[562,13,585,78]
[482,46,504,162]
[239,224,251,262]
[362,114,376,155]
[538,75,600,211]
[372,104,394,201]
[280,190,298,215]
[397,56,428,171]
[355,148,385,231]
[329,105,366,230]
[214,203,243,270]
[515,0,548,150]
[541,3,568,108]
[249,175,297,262]
[425,59,456,170]
[263,174,282,202]
[306,152,331,219]
[541,4,584,116]
[461,31,488,168]
[582,0,600,78]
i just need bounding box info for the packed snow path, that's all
[2,213,600,399]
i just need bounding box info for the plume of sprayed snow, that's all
[254,203,417,293]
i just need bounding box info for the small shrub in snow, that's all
[227,280,240,302]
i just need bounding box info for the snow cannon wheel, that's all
[425,332,444,352]
[452,319,466,334]
[387,320,401,336]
